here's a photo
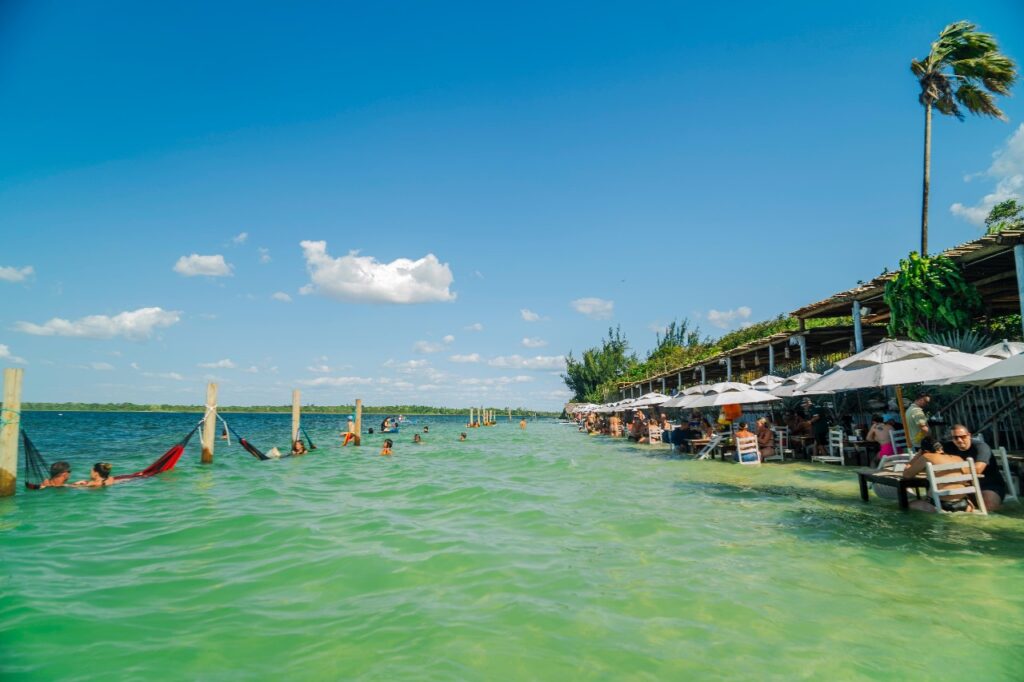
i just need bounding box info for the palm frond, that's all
[956,83,1005,119]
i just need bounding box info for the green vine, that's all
[884,252,982,340]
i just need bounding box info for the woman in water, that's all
[381,439,394,456]
[413,434,422,444]
[73,462,116,487]
[291,439,307,455]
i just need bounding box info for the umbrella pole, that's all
[895,385,911,450]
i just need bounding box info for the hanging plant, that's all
[884,252,982,340]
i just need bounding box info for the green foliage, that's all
[562,326,637,402]
[884,252,983,340]
[974,314,1023,342]
[923,329,993,353]
[985,199,1024,235]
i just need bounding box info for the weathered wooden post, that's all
[201,382,218,464]
[508,407,512,422]
[354,399,363,446]
[291,389,301,444]
[0,368,24,496]
[469,407,474,425]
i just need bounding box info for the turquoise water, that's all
[2,412,1024,680]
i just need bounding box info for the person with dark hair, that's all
[903,442,978,513]
[735,421,754,439]
[413,433,422,444]
[905,393,932,450]
[381,439,394,456]
[459,432,467,441]
[291,439,307,456]
[423,426,429,433]
[73,462,116,487]
[944,424,1004,512]
[40,461,72,488]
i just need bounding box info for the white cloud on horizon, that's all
[299,376,375,387]
[951,123,1024,226]
[521,337,547,348]
[198,358,236,369]
[0,265,34,283]
[488,354,566,370]
[570,297,613,320]
[299,240,455,304]
[465,322,484,331]
[143,371,184,381]
[271,292,292,302]
[443,334,455,344]
[520,309,541,322]
[15,307,181,340]
[88,362,114,371]
[173,253,233,277]
[0,344,27,364]
[706,306,752,329]
[413,340,445,354]
[449,353,481,363]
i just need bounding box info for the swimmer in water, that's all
[381,439,393,456]
[73,462,116,487]
[423,426,429,433]
[291,439,307,455]
[342,417,358,446]
[39,461,72,488]
[413,433,422,444]
[519,418,527,430]
[459,433,467,441]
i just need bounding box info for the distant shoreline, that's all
[21,403,558,417]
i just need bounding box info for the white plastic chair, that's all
[925,457,987,515]
[648,424,663,445]
[993,446,1020,503]
[695,434,724,460]
[813,427,845,465]
[890,429,910,455]
[771,427,793,461]
[735,435,761,466]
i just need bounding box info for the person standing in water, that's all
[342,416,358,446]
[381,439,393,456]
[39,461,72,488]
[519,418,527,430]
[73,462,116,487]
[413,434,422,444]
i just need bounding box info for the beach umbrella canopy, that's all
[662,384,709,408]
[976,340,1024,360]
[629,392,671,408]
[750,374,785,391]
[942,352,1024,388]
[704,381,752,393]
[796,340,997,394]
[687,388,781,409]
[770,372,822,397]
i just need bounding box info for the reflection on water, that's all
[2,412,1023,680]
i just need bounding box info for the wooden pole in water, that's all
[0,368,24,497]
[508,407,512,422]
[469,407,474,425]
[354,399,363,446]
[291,389,301,445]
[201,382,218,464]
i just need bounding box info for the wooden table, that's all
[856,469,931,510]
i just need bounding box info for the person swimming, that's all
[413,434,422,444]
[459,433,467,441]
[381,439,393,456]
[39,461,72,488]
[423,426,429,433]
[291,439,307,455]
[73,462,116,487]
[342,417,359,446]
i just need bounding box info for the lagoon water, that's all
[2,411,1024,680]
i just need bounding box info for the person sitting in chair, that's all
[944,424,1004,512]
[902,442,983,513]
[756,418,775,460]
[40,461,72,488]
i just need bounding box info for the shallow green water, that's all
[2,412,1023,680]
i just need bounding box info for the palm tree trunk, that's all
[921,101,932,256]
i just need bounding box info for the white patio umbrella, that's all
[687,387,781,409]
[662,384,708,408]
[629,392,671,408]
[750,374,785,391]
[976,340,1024,360]
[770,372,822,397]
[943,352,1024,388]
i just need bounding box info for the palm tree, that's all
[912,21,1017,256]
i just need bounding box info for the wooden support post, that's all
[768,345,775,374]
[354,399,363,446]
[0,368,24,497]
[291,389,301,444]
[201,382,218,464]
[508,407,512,422]
[469,407,474,425]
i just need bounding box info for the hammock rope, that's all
[301,425,317,450]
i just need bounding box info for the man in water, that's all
[459,433,467,441]
[381,439,393,456]
[903,442,980,512]
[423,426,429,433]
[413,433,422,444]
[519,418,527,430]
[39,461,72,488]
[944,424,1004,512]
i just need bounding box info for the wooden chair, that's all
[812,427,845,465]
[993,446,1020,504]
[925,457,987,515]
[890,429,910,455]
[735,435,761,465]
[695,434,724,460]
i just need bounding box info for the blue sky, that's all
[2,0,1023,410]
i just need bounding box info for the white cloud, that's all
[384,359,430,373]
[488,354,566,370]
[89,362,115,371]
[198,358,236,369]
[258,247,271,264]
[15,307,181,340]
[443,334,455,344]
[449,353,481,363]
[706,306,753,329]
[299,240,455,304]
[0,344,27,364]
[521,337,547,348]
[173,254,233,277]
[271,292,292,303]
[465,322,484,332]
[130,362,140,370]
[571,297,614,320]
[951,123,1024,227]
[0,265,34,283]
[232,232,249,245]
[307,363,333,373]
[413,340,445,354]
[298,376,375,387]
[143,371,184,381]
[459,375,533,386]
[243,366,259,374]
[520,309,541,322]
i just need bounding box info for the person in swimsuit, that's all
[459,433,467,441]
[39,461,72,488]
[73,462,116,487]
[381,439,393,456]
[342,417,358,446]
[413,434,422,444]
[291,439,307,455]
[903,443,981,513]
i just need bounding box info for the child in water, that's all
[381,439,394,456]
